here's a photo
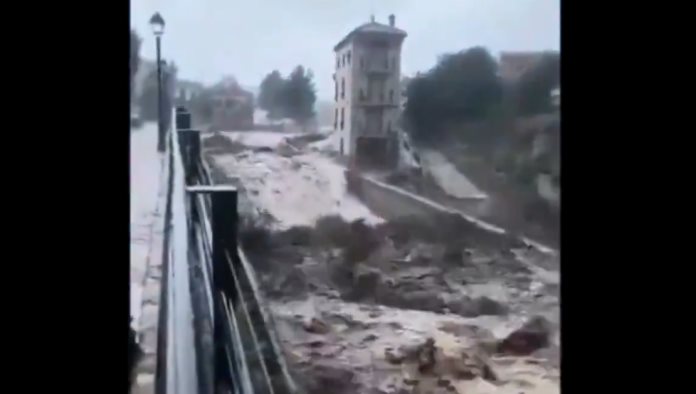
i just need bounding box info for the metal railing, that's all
[157,107,298,394]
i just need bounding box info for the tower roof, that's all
[334,21,407,51]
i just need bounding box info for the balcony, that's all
[360,60,392,75]
[356,90,399,108]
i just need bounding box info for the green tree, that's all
[280,66,316,123]
[516,53,560,115]
[405,47,502,141]
[258,70,285,119]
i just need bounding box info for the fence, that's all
[156,107,297,394]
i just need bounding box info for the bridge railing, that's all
[159,107,298,394]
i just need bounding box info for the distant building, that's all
[210,79,254,131]
[333,14,406,168]
[499,51,556,82]
[176,80,205,104]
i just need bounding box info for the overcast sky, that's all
[131,0,559,100]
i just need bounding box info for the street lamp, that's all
[150,12,166,152]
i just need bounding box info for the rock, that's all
[305,364,357,394]
[380,289,446,313]
[303,317,330,334]
[448,296,508,317]
[475,296,509,316]
[326,313,365,330]
[437,378,452,388]
[352,264,382,299]
[275,266,308,298]
[442,244,463,264]
[363,334,379,343]
[498,316,551,355]
[254,146,274,153]
[417,338,437,373]
[308,340,324,348]
[481,362,498,382]
[500,248,516,259]
[443,349,498,382]
[385,348,405,364]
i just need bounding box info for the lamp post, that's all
[150,12,166,152]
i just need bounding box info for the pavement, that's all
[130,122,167,393]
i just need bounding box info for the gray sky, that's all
[131,0,559,100]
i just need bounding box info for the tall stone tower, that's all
[333,14,406,168]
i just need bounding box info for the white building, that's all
[333,14,407,167]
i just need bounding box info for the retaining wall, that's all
[347,170,557,256]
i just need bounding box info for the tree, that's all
[258,70,285,119]
[139,68,159,121]
[189,90,215,122]
[139,61,177,125]
[281,66,317,123]
[130,30,141,101]
[404,47,502,142]
[516,53,560,115]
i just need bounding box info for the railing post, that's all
[176,107,201,185]
[178,129,201,185]
[176,106,192,129]
[186,185,238,392]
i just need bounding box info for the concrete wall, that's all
[348,172,556,255]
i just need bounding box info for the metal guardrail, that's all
[157,107,298,394]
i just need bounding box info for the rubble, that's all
[446,296,509,317]
[301,364,358,394]
[498,316,552,356]
[303,317,330,334]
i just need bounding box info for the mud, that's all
[243,215,560,394]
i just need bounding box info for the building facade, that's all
[499,51,550,83]
[333,15,406,167]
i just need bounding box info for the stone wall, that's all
[347,171,557,255]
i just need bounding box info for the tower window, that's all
[341,78,345,99]
[340,108,345,130]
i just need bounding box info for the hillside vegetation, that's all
[403,48,560,245]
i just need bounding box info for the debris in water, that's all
[303,317,330,334]
[498,316,552,355]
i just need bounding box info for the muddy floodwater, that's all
[205,132,560,394]
[245,217,559,394]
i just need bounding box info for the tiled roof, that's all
[334,22,406,51]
